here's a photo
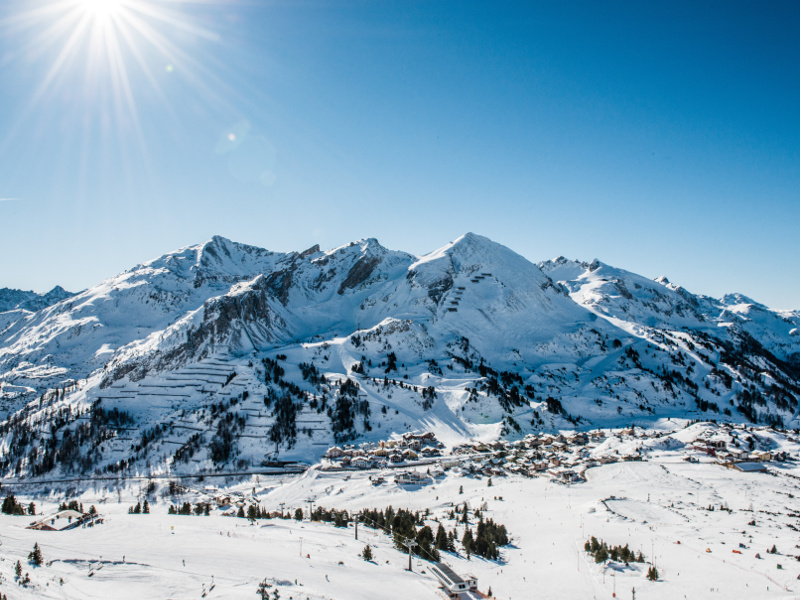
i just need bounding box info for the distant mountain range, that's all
[0,285,74,313]
[0,234,798,480]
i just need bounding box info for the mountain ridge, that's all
[0,233,798,480]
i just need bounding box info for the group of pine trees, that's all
[584,536,645,564]
[128,500,150,514]
[57,499,86,513]
[329,378,371,442]
[169,502,210,516]
[357,504,511,563]
[465,517,508,560]
[310,506,351,527]
[2,493,34,515]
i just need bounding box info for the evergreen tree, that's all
[647,565,658,581]
[257,579,271,600]
[15,560,22,578]
[294,508,303,521]
[462,528,474,557]
[595,544,609,563]
[29,542,43,566]
[143,500,150,514]
[28,502,36,516]
[237,506,245,518]
[2,493,25,515]
[435,523,449,551]
[361,545,373,561]
[448,529,457,551]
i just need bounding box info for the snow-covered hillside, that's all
[0,234,798,481]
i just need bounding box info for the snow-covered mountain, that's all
[0,285,74,313]
[0,285,75,338]
[0,234,798,480]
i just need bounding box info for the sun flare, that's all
[2,0,225,149]
[79,0,126,20]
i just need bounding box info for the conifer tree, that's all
[143,500,150,514]
[462,528,474,558]
[361,545,373,561]
[29,542,43,566]
[435,523,449,551]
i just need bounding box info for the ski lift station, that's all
[430,563,478,597]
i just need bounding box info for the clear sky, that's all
[0,0,798,309]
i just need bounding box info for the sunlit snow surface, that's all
[3,444,800,599]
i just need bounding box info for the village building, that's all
[402,448,419,461]
[730,461,768,473]
[28,509,88,532]
[351,456,370,469]
[395,470,428,484]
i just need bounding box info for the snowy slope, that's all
[3,431,800,600]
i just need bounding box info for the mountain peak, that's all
[721,293,763,309]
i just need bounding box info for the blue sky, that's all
[0,0,798,308]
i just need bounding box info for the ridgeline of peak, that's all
[1,233,799,480]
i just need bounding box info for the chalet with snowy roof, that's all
[728,447,749,460]
[28,509,86,531]
[395,470,427,484]
[402,449,419,460]
[730,461,767,473]
[569,432,588,445]
[751,451,773,462]
[351,456,371,469]
[326,446,344,459]
[420,446,441,457]
[407,439,422,451]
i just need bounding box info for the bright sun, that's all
[80,0,126,20]
[2,0,225,164]
[4,0,221,107]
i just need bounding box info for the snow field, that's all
[3,452,800,599]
